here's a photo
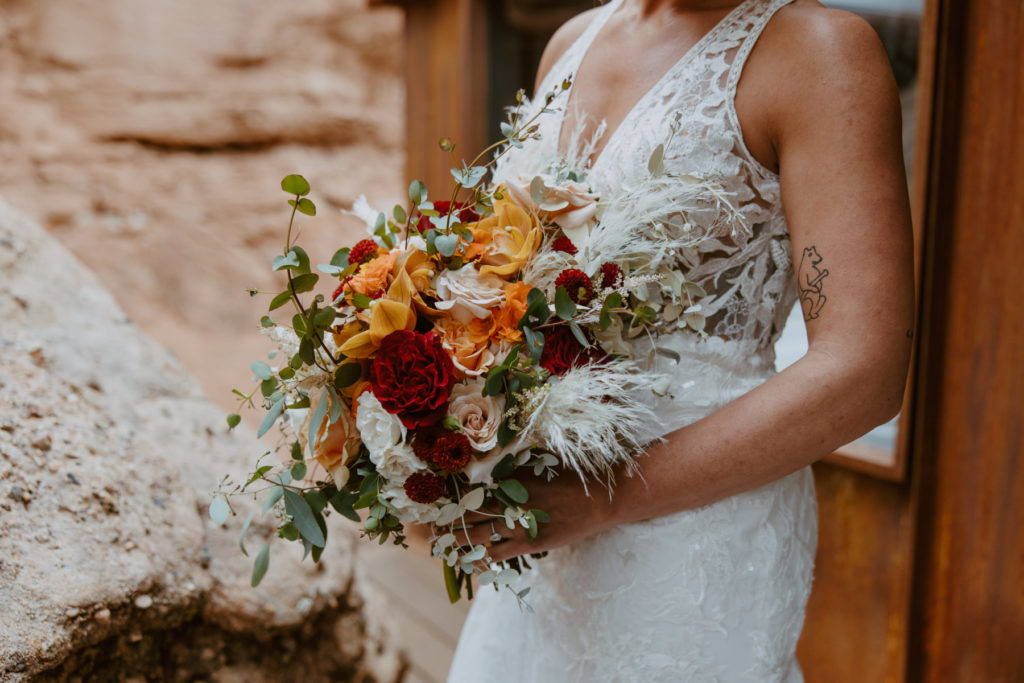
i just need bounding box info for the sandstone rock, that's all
[0,202,404,681]
[0,0,406,412]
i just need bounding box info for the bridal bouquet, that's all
[213,83,748,602]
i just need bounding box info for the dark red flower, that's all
[348,239,380,265]
[554,268,595,305]
[598,262,623,289]
[404,472,447,504]
[415,201,480,233]
[368,330,456,429]
[551,236,578,255]
[539,325,606,376]
[412,427,473,472]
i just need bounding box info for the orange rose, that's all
[467,281,531,345]
[346,252,397,298]
[299,394,361,488]
[438,318,497,377]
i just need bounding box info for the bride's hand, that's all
[457,471,621,564]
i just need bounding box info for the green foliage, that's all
[250,361,272,381]
[283,488,325,547]
[269,290,293,311]
[251,542,271,587]
[499,478,529,504]
[226,413,241,429]
[209,496,231,525]
[408,179,427,206]
[281,174,310,196]
[256,396,286,438]
[554,286,576,320]
[289,273,319,294]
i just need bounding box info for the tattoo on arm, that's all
[797,246,829,321]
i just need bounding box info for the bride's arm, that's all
[471,11,915,560]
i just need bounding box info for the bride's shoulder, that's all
[533,7,605,93]
[759,1,891,76]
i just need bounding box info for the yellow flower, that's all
[473,199,541,279]
[339,269,417,358]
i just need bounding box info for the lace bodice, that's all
[450,2,816,681]
[496,0,798,364]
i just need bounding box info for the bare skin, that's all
[462,0,915,561]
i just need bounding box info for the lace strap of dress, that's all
[726,0,795,94]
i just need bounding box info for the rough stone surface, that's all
[0,202,404,681]
[0,0,406,412]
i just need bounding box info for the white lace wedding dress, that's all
[448,0,817,680]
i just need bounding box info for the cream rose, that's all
[433,266,507,323]
[447,380,504,452]
[506,174,599,248]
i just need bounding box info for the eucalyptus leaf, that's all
[251,361,272,381]
[272,252,300,271]
[498,478,529,504]
[269,290,292,311]
[290,273,319,293]
[334,362,362,389]
[238,510,256,557]
[435,233,460,258]
[296,198,316,216]
[251,542,271,587]
[554,286,576,320]
[330,247,351,268]
[256,396,286,438]
[262,485,284,514]
[209,496,231,526]
[226,413,241,429]
[283,488,325,547]
[291,461,307,480]
[460,487,486,511]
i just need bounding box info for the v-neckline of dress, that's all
[555,0,757,172]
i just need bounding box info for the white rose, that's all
[433,266,506,324]
[448,380,504,452]
[355,392,406,455]
[369,442,425,485]
[381,483,443,524]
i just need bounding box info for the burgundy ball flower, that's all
[551,236,578,255]
[419,430,473,473]
[598,262,624,289]
[539,325,606,376]
[404,472,447,504]
[348,239,379,265]
[554,267,595,305]
[369,330,456,429]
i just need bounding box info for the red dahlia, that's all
[368,330,456,429]
[404,472,447,504]
[539,325,606,376]
[554,268,595,305]
[598,262,624,289]
[551,236,578,255]
[348,239,379,265]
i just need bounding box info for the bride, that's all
[447,0,914,680]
